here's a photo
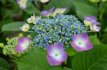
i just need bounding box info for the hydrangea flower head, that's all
[32,14,87,48]
[16,0,28,10]
[71,33,93,52]
[47,43,67,66]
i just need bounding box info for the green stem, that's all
[98,0,103,40]
[99,9,104,20]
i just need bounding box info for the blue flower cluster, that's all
[32,14,87,48]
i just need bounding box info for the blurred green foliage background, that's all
[0,0,107,70]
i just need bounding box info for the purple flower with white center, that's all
[71,33,93,52]
[16,0,28,10]
[46,43,67,66]
[84,16,101,32]
[15,37,30,53]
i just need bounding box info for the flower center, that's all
[51,49,62,61]
[55,53,58,57]
[75,39,85,48]
[78,42,82,45]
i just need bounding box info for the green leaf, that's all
[15,47,50,70]
[14,47,72,70]
[73,1,98,20]
[2,22,25,31]
[24,2,40,14]
[100,2,107,15]
[0,57,9,70]
[72,44,107,70]
[46,0,73,9]
[89,35,101,45]
[8,0,16,4]
[50,67,72,70]
[0,0,6,5]
[66,47,76,56]
[101,33,107,44]
[3,9,14,19]
[63,68,72,70]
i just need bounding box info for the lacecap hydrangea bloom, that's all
[32,14,87,48]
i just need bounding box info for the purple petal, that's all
[72,33,87,41]
[71,33,93,51]
[18,37,30,45]
[84,16,96,23]
[47,43,63,56]
[41,11,50,16]
[16,0,20,3]
[48,7,55,12]
[41,8,55,16]
[19,4,26,10]
[90,24,101,32]
[84,16,100,25]
[94,22,100,25]
[15,44,25,52]
[47,55,62,66]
